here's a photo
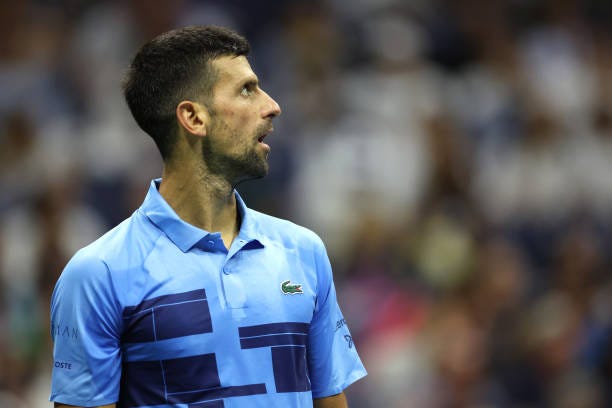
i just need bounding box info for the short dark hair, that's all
[122,25,250,160]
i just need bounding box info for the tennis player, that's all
[50,25,366,408]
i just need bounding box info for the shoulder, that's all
[52,210,163,320]
[87,208,161,261]
[57,209,161,284]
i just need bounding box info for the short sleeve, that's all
[307,238,367,398]
[50,249,122,406]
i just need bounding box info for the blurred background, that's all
[1,0,611,407]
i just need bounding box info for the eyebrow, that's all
[241,77,259,88]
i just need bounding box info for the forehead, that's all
[210,55,256,88]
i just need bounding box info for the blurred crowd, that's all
[1,0,611,407]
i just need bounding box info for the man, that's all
[49,26,366,408]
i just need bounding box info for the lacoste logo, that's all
[344,335,353,349]
[281,280,303,295]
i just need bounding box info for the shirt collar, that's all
[140,178,263,252]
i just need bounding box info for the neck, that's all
[158,161,240,249]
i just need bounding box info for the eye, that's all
[240,86,253,97]
[240,80,258,97]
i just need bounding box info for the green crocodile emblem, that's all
[281,280,303,295]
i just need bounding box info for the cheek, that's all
[221,107,236,117]
[222,104,258,121]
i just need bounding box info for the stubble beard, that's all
[202,119,269,187]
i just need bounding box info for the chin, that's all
[233,162,269,186]
[252,166,269,179]
[249,157,269,178]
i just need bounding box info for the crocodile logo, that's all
[281,280,303,295]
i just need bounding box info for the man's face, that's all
[202,55,281,184]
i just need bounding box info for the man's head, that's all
[192,54,281,183]
[122,25,250,161]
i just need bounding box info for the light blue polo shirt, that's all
[50,179,366,407]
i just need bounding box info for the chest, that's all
[121,243,318,350]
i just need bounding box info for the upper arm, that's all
[50,251,122,406]
[307,238,367,397]
[313,392,348,408]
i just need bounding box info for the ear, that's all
[176,101,208,136]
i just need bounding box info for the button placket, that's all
[221,262,245,308]
[218,239,261,310]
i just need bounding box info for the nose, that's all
[262,90,282,119]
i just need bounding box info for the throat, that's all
[159,171,241,248]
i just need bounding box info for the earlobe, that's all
[176,101,208,137]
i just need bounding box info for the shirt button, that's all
[223,266,230,274]
[207,240,215,247]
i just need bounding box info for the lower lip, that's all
[259,141,270,152]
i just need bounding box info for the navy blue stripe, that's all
[154,299,213,341]
[163,353,220,393]
[272,346,311,392]
[120,354,266,406]
[238,322,309,338]
[122,295,212,343]
[190,400,225,408]
[123,289,207,316]
[120,360,166,407]
[240,333,308,349]
[122,309,155,343]
[167,384,267,404]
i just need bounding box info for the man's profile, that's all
[49,25,366,408]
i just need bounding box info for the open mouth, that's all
[258,128,273,143]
